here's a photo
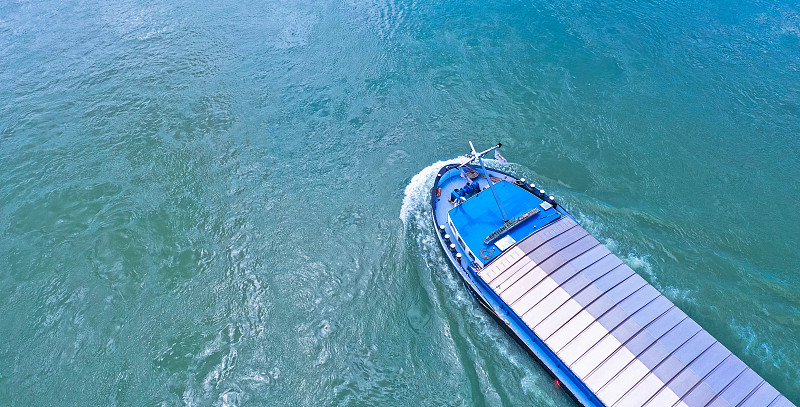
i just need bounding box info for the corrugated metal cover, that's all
[477,216,793,407]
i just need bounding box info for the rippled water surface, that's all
[1,0,799,405]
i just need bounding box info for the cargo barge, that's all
[430,143,793,407]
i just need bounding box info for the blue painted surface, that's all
[448,180,561,263]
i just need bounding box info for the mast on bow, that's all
[466,141,509,223]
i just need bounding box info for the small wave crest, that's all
[399,158,465,228]
[398,157,493,311]
[399,157,469,301]
[575,210,698,305]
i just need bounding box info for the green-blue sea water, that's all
[1,0,798,405]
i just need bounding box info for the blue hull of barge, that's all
[430,163,606,407]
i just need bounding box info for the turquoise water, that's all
[1,0,798,404]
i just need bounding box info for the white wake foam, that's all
[399,158,466,227]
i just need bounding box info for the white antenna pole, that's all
[459,143,501,168]
[469,141,509,222]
